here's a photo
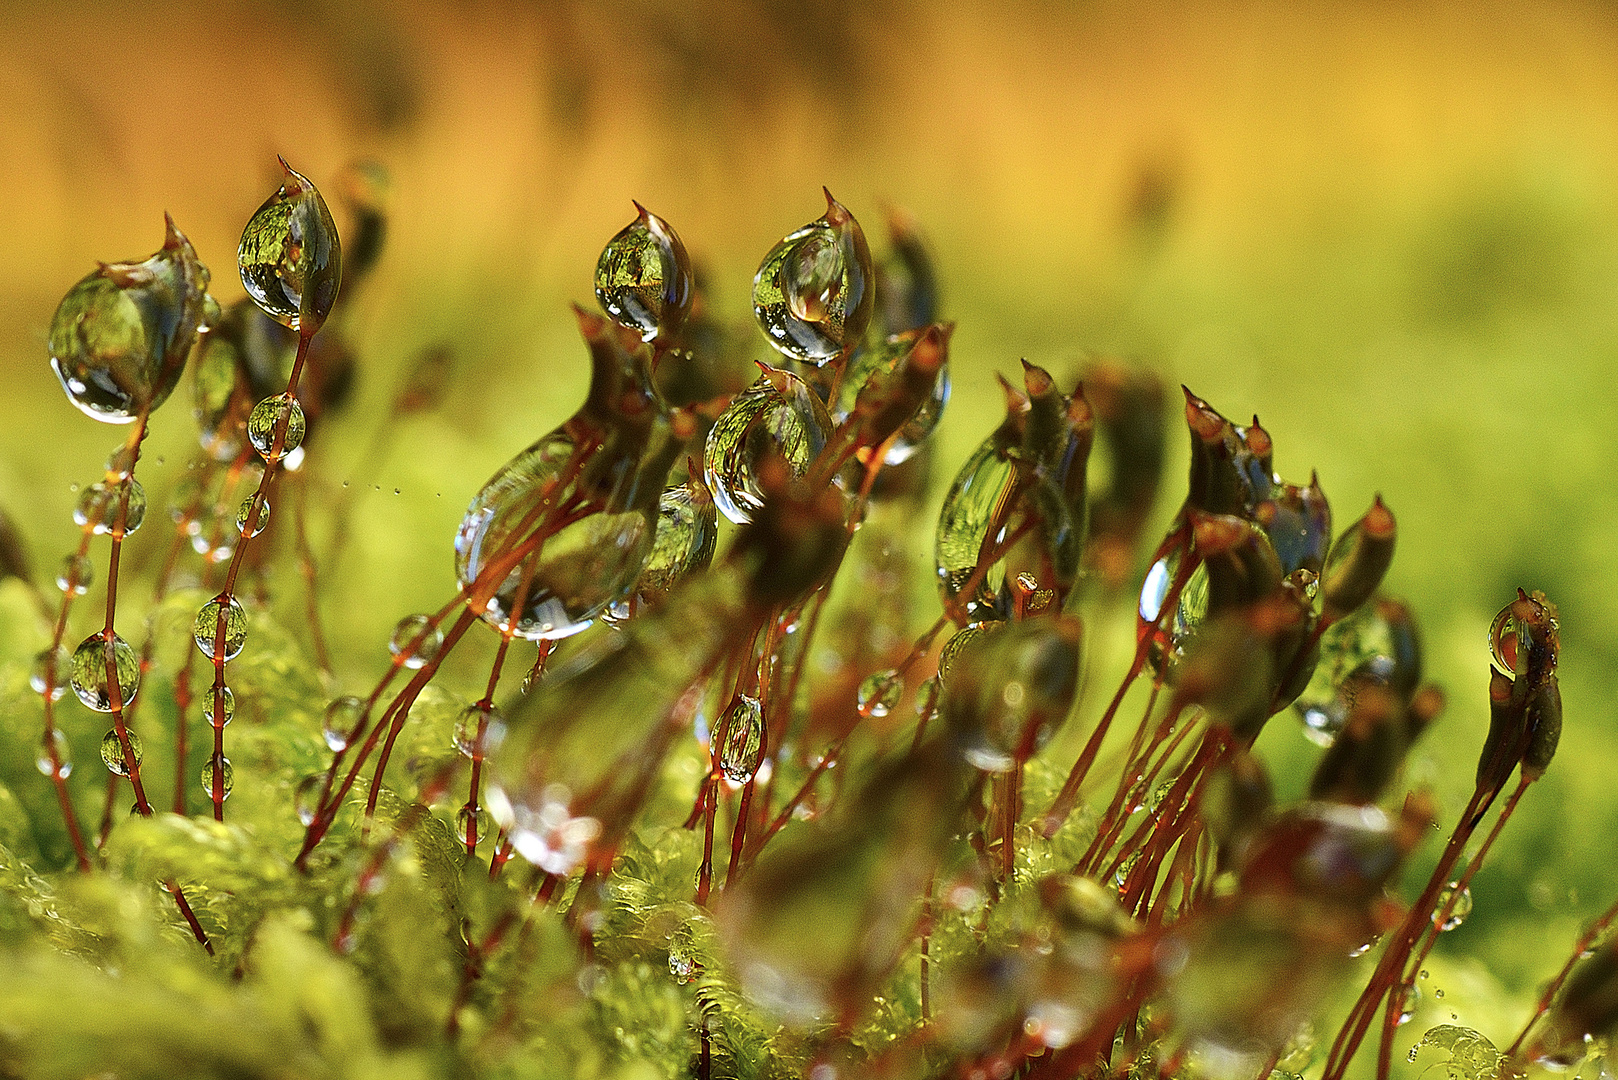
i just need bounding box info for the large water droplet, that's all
[200,758,234,800]
[1291,600,1414,747]
[636,480,719,600]
[718,695,765,782]
[752,192,873,363]
[594,204,692,343]
[938,622,1002,687]
[100,728,143,776]
[704,368,833,524]
[69,632,140,711]
[935,441,1020,622]
[48,216,212,422]
[75,478,147,535]
[323,696,366,752]
[246,393,306,460]
[238,159,342,333]
[193,594,248,662]
[389,614,443,669]
[832,330,950,465]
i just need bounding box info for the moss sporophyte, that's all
[0,162,1599,1080]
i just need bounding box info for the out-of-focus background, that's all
[3,0,1618,1052]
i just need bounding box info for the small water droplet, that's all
[200,758,234,800]
[75,478,147,535]
[323,696,366,752]
[389,614,443,669]
[1489,602,1522,674]
[453,703,506,761]
[203,685,235,727]
[100,728,143,776]
[1436,882,1473,931]
[30,645,70,701]
[856,668,903,718]
[246,393,306,460]
[456,804,491,844]
[294,773,321,826]
[1397,983,1422,1025]
[69,632,140,711]
[667,946,699,984]
[717,695,765,782]
[193,594,248,661]
[235,495,270,538]
[36,729,71,779]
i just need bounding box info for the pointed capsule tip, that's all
[632,199,648,218]
[162,212,183,249]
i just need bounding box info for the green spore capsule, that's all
[70,632,140,712]
[239,158,342,334]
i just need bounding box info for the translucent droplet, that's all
[752,192,873,363]
[100,728,143,776]
[456,804,490,844]
[48,216,212,422]
[193,594,248,662]
[934,442,1020,623]
[1489,602,1523,675]
[238,158,342,334]
[668,946,699,984]
[30,645,70,702]
[294,774,321,826]
[718,695,765,782]
[1436,883,1473,932]
[704,368,833,524]
[56,553,93,596]
[832,330,950,465]
[200,758,234,800]
[37,729,72,779]
[323,696,366,753]
[1139,554,1176,624]
[594,204,692,343]
[75,478,147,535]
[453,703,506,761]
[203,685,235,727]
[455,432,658,641]
[938,622,1002,687]
[1292,599,1416,747]
[389,614,443,669]
[856,668,903,719]
[69,632,140,712]
[636,481,719,599]
[1397,983,1422,1025]
[246,393,306,460]
[235,495,270,538]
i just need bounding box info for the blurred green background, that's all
[3,0,1618,1060]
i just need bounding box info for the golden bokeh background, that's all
[4,0,1618,1045]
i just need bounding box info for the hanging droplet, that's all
[238,158,343,334]
[832,328,951,465]
[100,728,143,776]
[718,695,765,782]
[456,804,490,844]
[48,215,212,422]
[1292,599,1417,747]
[246,393,306,460]
[934,441,1019,623]
[453,703,506,761]
[1489,602,1523,675]
[668,946,699,985]
[857,668,904,719]
[203,685,235,728]
[594,203,693,344]
[323,696,366,752]
[30,646,70,702]
[1397,983,1422,1025]
[69,632,140,711]
[752,191,874,363]
[235,495,270,538]
[294,774,321,826]
[704,368,834,524]
[56,553,93,595]
[635,480,720,600]
[1436,883,1473,932]
[938,622,1002,687]
[75,478,147,535]
[36,729,72,779]
[200,758,234,800]
[389,614,443,669]
[193,594,248,662]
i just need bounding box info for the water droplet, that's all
[937,622,1002,687]
[752,191,873,363]
[69,632,140,711]
[635,481,719,600]
[717,695,765,782]
[36,729,71,779]
[200,758,234,800]
[832,330,950,465]
[1292,599,1418,746]
[857,668,903,719]
[55,553,92,596]
[1139,554,1176,623]
[594,204,692,343]
[75,478,147,535]
[389,614,443,669]
[30,646,70,701]
[1397,983,1422,1025]
[203,685,235,727]
[1489,602,1523,675]
[1113,852,1140,894]
[704,368,834,524]
[48,216,212,422]
[456,804,490,844]
[294,774,321,826]
[235,495,270,538]
[668,946,699,984]
[934,440,1022,623]
[323,696,366,752]
[100,728,143,776]
[238,158,342,333]
[193,594,248,662]
[246,393,306,460]
[454,703,506,761]
[1436,883,1473,932]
